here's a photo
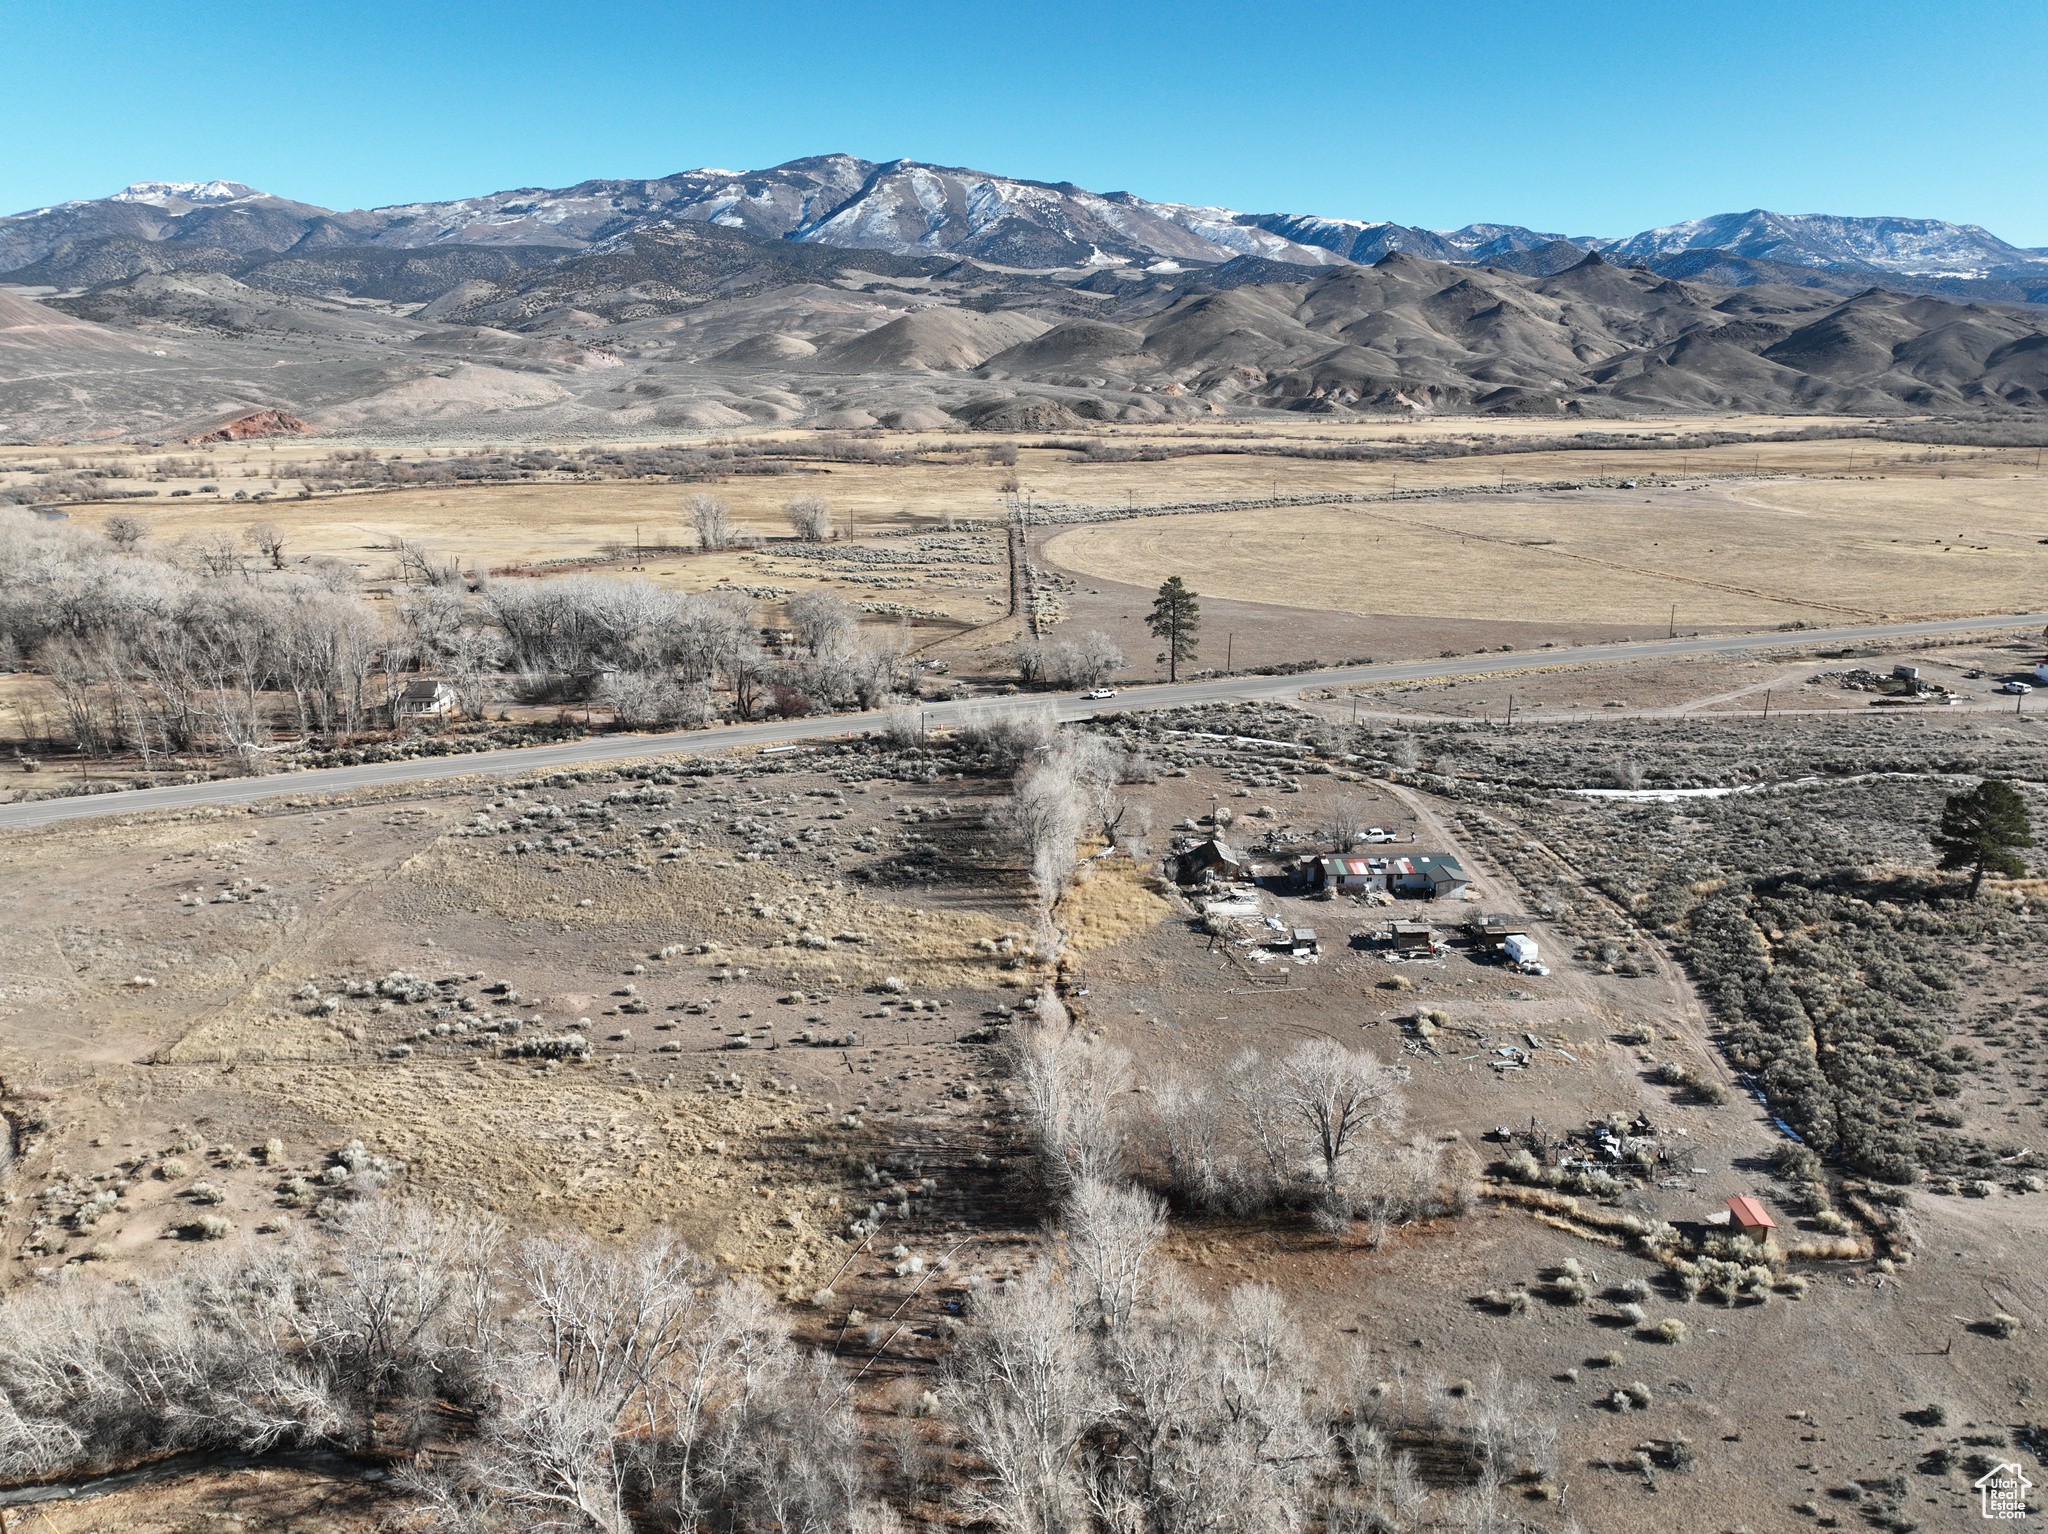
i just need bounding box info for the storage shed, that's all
[1174,838,1248,886]
[1389,921,1438,954]
[1469,917,1530,957]
[1725,1195,1777,1245]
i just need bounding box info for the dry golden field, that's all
[1044,472,2048,628]
[10,419,2039,644]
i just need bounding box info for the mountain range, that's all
[10,159,2047,287]
[2,157,2045,442]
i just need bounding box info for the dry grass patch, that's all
[1057,857,1174,952]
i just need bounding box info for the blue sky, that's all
[5,0,2044,244]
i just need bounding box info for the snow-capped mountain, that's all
[105,181,266,207]
[784,163,1348,267]
[4,159,2044,292]
[359,156,876,249]
[1604,209,2048,278]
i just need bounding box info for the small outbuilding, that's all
[1389,920,1438,954]
[1468,917,1531,958]
[1725,1195,1777,1245]
[1173,838,1248,886]
[1290,927,1319,956]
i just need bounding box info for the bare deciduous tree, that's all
[244,521,287,570]
[784,494,833,543]
[998,748,1086,931]
[1063,1178,1166,1338]
[1013,632,1124,689]
[1272,1038,1406,1197]
[784,589,855,658]
[686,493,733,552]
[190,531,247,579]
[1064,630,1124,688]
[945,1263,1092,1534]
[1012,636,1047,684]
[1015,1027,1130,1192]
[391,538,464,588]
[102,513,150,551]
[1065,733,1141,849]
[1147,1075,1227,1209]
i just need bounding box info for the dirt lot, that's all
[0,746,1061,1294]
[1083,709,2048,1533]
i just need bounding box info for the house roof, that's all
[1389,853,1466,881]
[1186,838,1241,863]
[1726,1195,1776,1229]
[400,679,452,700]
[1322,855,1380,876]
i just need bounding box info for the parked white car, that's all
[1084,687,1118,699]
[1361,828,1397,843]
[2002,681,2032,694]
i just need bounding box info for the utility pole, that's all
[1668,604,1676,639]
[1226,633,1234,675]
[1761,689,1771,725]
[1506,692,1514,731]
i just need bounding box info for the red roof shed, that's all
[1726,1195,1777,1243]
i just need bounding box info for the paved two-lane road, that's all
[4,611,2043,832]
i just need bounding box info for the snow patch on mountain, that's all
[109,181,265,207]
[1605,210,2048,277]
